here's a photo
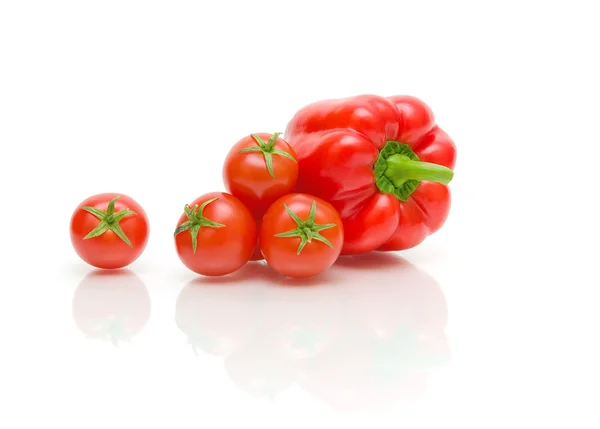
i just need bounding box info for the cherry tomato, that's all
[223,132,298,261]
[72,269,151,346]
[259,193,344,278]
[70,193,149,269]
[223,132,298,215]
[174,192,257,276]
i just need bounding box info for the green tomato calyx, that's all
[174,197,225,253]
[274,200,336,255]
[237,132,297,179]
[81,196,137,247]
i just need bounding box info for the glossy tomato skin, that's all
[70,193,149,269]
[259,193,343,279]
[175,192,257,276]
[223,133,299,262]
[223,133,299,216]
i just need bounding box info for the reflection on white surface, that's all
[72,269,151,346]
[175,253,449,411]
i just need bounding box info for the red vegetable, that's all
[222,132,298,261]
[70,193,149,269]
[174,192,257,276]
[284,95,456,254]
[259,193,343,278]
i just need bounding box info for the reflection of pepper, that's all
[284,95,456,254]
[297,254,450,411]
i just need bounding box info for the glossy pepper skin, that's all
[284,95,456,255]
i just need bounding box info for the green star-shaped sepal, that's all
[174,197,225,253]
[81,196,137,246]
[275,200,337,254]
[237,132,297,178]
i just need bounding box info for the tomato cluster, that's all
[69,133,344,278]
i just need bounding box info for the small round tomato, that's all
[223,133,299,262]
[223,132,298,215]
[174,192,257,276]
[260,193,344,278]
[70,193,149,269]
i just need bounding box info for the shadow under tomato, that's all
[335,251,413,270]
[187,261,281,285]
[72,269,151,346]
[272,269,341,288]
[189,259,341,287]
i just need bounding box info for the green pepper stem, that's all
[373,141,454,202]
[384,154,454,187]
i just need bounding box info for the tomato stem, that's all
[374,141,454,201]
[174,197,225,253]
[237,133,297,178]
[274,200,337,255]
[81,196,137,246]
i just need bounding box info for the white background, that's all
[1,0,599,427]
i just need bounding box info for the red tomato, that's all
[223,132,298,215]
[72,269,151,346]
[70,193,149,269]
[259,193,344,278]
[223,132,299,261]
[174,192,257,276]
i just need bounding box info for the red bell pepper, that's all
[283,94,456,255]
